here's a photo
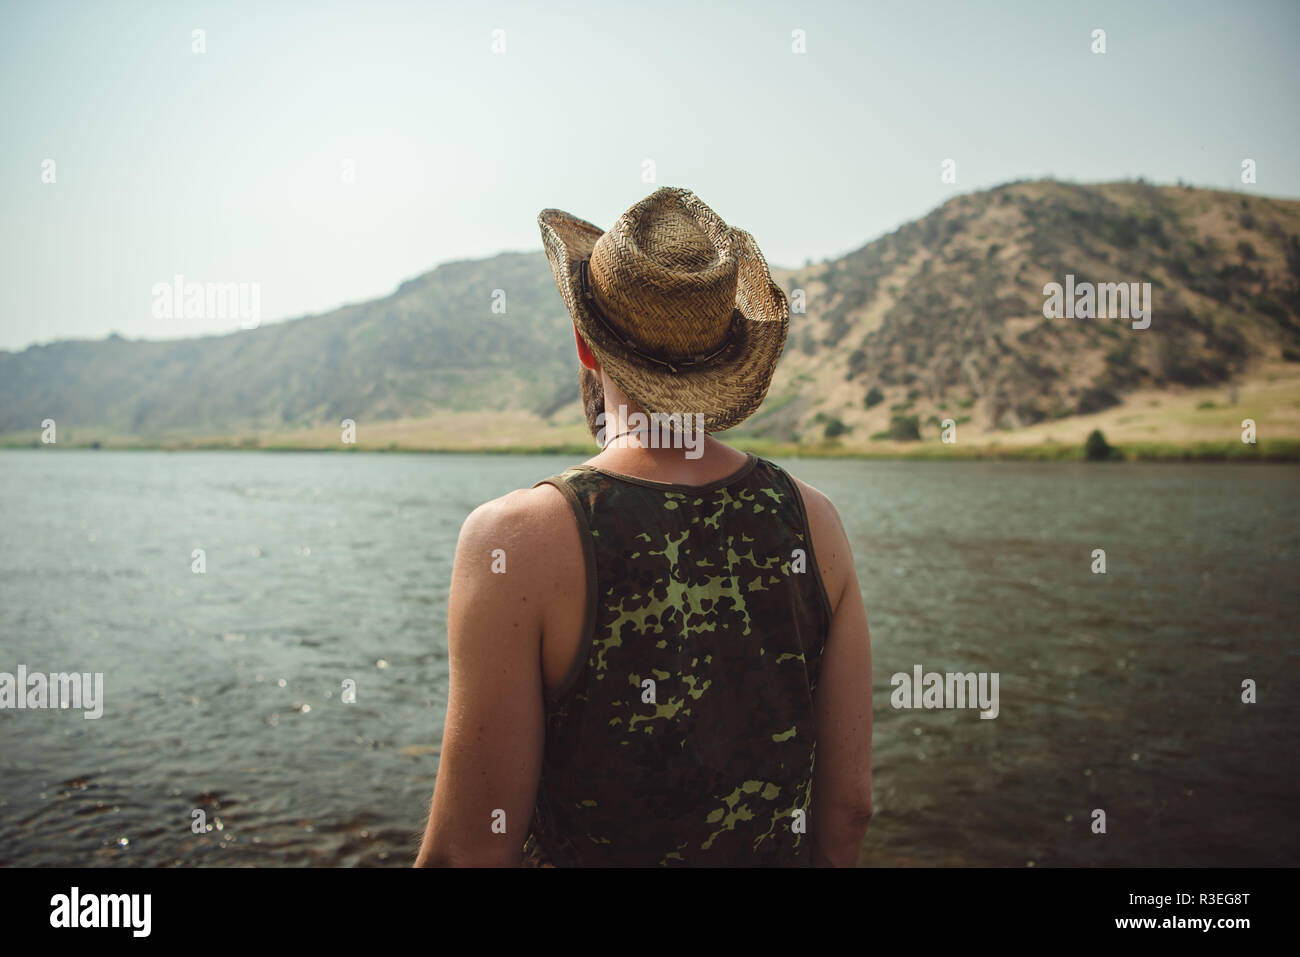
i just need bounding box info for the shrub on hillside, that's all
[889,414,921,442]
[846,349,868,380]
[1076,387,1121,415]
[1084,429,1115,461]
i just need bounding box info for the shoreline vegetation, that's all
[7,364,1299,463]
[3,434,1298,462]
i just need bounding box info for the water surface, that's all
[0,450,1295,866]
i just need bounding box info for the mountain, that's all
[0,251,580,440]
[3,180,1299,451]
[753,179,1300,443]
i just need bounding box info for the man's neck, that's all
[589,428,750,486]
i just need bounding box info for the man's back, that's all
[416,440,873,867]
[418,439,873,868]
[417,187,871,867]
[521,452,831,865]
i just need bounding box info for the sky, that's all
[1,0,1298,351]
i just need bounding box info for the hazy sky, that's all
[2,0,1298,350]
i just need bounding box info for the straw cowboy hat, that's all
[538,187,789,434]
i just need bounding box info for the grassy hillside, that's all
[3,180,1299,459]
[0,251,583,438]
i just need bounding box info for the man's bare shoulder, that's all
[788,474,845,532]
[452,483,584,652]
[786,473,852,611]
[457,483,572,557]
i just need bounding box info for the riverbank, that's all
[3,435,1298,462]
[9,367,1298,461]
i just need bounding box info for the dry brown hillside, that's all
[749,180,1300,445]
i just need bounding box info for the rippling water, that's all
[0,450,1296,866]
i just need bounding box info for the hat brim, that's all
[538,207,789,434]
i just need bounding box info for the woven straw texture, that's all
[539,187,789,434]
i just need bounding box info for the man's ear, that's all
[579,363,604,441]
[574,325,599,372]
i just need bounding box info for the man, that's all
[416,187,872,867]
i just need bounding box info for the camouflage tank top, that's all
[520,452,833,866]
